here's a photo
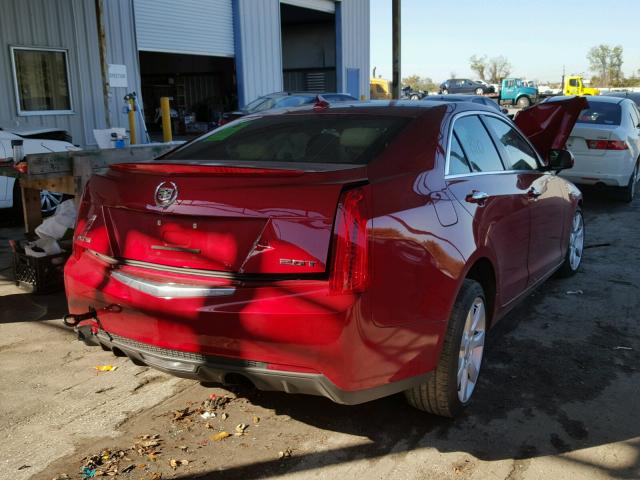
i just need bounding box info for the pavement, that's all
[1,188,639,480]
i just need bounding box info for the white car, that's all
[559,96,640,202]
[0,128,79,221]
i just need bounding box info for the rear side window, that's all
[163,115,408,165]
[275,96,314,108]
[483,116,539,170]
[453,116,504,172]
[577,103,622,125]
[448,134,472,175]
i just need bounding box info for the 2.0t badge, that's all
[154,181,178,207]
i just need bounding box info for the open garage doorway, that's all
[139,52,236,140]
[280,3,336,93]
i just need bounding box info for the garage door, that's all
[134,0,234,57]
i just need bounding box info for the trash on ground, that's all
[200,411,215,420]
[221,412,229,420]
[172,407,192,421]
[565,290,584,295]
[17,464,30,470]
[94,365,117,372]
[278,447,293,459]
[169,458,189,469]
[210,431,231,442]
[252,416,260,424]
[235,423,248,435]
[34,199,77,241]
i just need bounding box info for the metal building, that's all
[0,0,370,147]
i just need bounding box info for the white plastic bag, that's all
[35,199,76,240]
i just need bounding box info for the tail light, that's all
[586,140,628,150]
[329,186,369,294]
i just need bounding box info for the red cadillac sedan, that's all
[65,97,587,417]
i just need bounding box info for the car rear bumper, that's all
[65,251,443,402]
[560,151,635,187]
[76,324,430,404]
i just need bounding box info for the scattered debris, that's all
[614,346,633,351]
[278,447,293,459]
[235,423,248,435]
[121,464,135,473]
[17,464,30,470]
[178,445,188,451]
[172,407,192,421]
[210,431,231,442]
[169,458,189,469]
[252,416,260,424]
[221,413,229,421]
[94,365,118,372]
[200,411,216,420]
[81,467,96,478]
[565,290,584,295]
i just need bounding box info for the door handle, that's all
[466,190,490,204]
[528,187,542,199]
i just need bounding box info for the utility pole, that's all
[392,0,401,99]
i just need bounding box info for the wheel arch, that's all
[464,257,497,327]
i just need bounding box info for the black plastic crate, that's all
[12,246,70,294]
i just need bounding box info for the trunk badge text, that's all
[280,259,317,267]
[154,181,178,207]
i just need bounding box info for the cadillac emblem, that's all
[154,181,178,207]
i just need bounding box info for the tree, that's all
[402,75,437,92]
[587,44,624,86]
[469,55,512,83]
[487,56,512,83]
[469,55,488,81]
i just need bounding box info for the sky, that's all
[370,0,640,84]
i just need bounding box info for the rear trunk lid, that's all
[514,96,589,161]
[566,125,616,157]
[83,164,367,276]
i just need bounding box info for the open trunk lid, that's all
[514,96,589,161]
[79,164,367,276]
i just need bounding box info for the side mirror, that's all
[548,149,574,171]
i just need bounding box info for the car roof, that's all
[265,92,353,98]
[248,99,497,118]
[546,95,624,104]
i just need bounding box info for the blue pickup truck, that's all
[499,78,539,108]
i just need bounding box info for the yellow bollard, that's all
[160,97,172,143]
[128,97,136,145]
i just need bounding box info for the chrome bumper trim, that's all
[111,270,236,299]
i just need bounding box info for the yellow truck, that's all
[370,78,392,99]
[563,76,600,96]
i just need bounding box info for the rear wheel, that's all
[516,96,531,108]
[410,94,420,100]
[405,279,486,417]
[556,207,584,277]
[442,89,449,95]
[475,87,484,95]
[620,162,638,203]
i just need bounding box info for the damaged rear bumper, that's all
[77,325,430,405]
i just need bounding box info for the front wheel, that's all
[516,96,531,108]
[410,94,420,100]
[405,279,486,417]
[475,87,484,95]
[442,89,449,95]
[556,207,584,277]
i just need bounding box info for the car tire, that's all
[442,89,449,95]
[405,279,486,417]
[410,94,420,100]
[517,96,531,108]
[556,207,584,278]
[475,88,484,95]
[9,178,23,225]
[620,161,638,203]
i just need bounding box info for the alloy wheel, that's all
[569,210,585,271]
[41,190,64,215]
[457,297,486,403]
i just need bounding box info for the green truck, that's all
[499,78,539,108]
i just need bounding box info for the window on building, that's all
[11,47,72,114]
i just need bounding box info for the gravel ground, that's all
[1,188,639,480]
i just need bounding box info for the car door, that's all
[482,115,566,285]
[627,102,640,161]
[445,114,531,304]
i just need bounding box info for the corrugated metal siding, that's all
[0,0,107,145]
[102,0,144,138]
[135,0,234,57]
[340,0,370,99]
[234,0,283,107]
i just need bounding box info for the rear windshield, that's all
[163,114,408,165]
[576,103,621,125]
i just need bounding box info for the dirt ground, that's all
[1,188,639,480]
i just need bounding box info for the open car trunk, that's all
[514,96,589,161]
